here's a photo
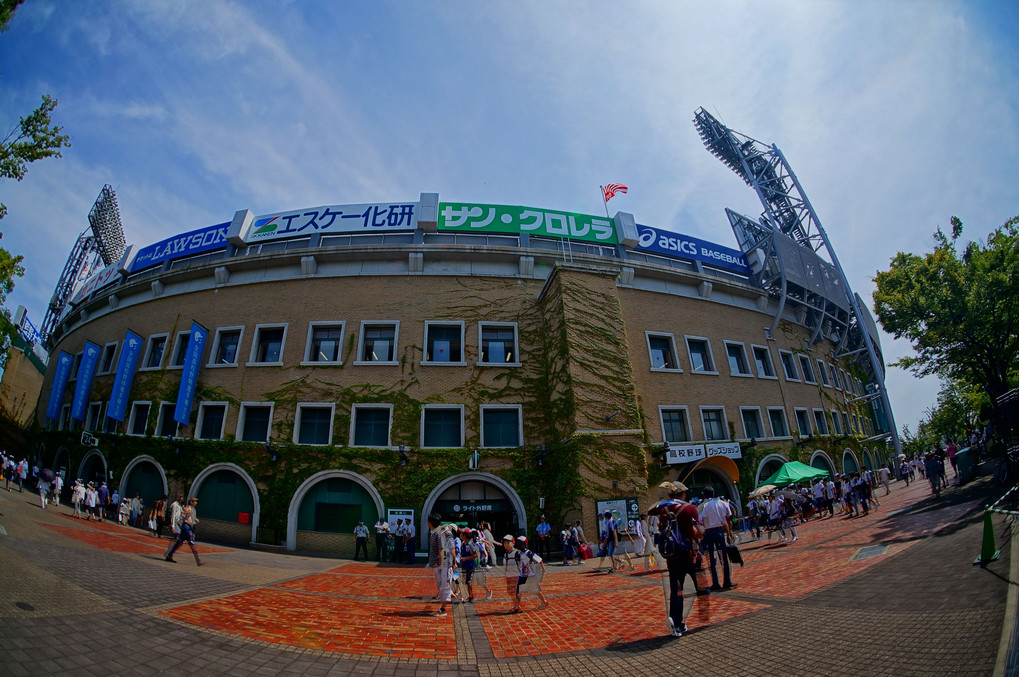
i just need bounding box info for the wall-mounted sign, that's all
[636,224,750,275]
[70,341,100,421]
[596,497,640,535]
[243,202,419,243]
[70,262,121,306]
[131,222,229,272]
[665,444,706,464]
[706,441,742,459]
[438,202,618,244]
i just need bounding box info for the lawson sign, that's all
[130,222,230,273]
[636,224,750,276]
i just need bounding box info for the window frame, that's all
[699,406,729,441]
[420,404,466,448]
[830,363,841,390]
[422,321,467,366]
[69,351,83,381]
[816,359,831,386]
[195,401,229,441]
[236,401,275,443]
[767,407,790,438]
[156,401,180,438]
[127,401,151,437]
[778,350,800,382]
[140,334,168,371]
[645,332,682,372]
[59,404,72,431]
[85,401,103,431]
[751,344,777,379]
[738,406,765,441]
[479,404,524,448]
[168,331,191,370]
[349,403,394,448]
[354,320,401,366]
[207,326,245,368]
[724,341,753,377]
[830,410,843,435]
[658,406,692,444]
[302,321,346,366]
[477,322,521,367]
[247,323,288,366]
[98,342,118,375]
[685,336,717,375]
[294,402,336,446]
[812,408,830,435]
[797,354,817,384]
[794,407,812,437]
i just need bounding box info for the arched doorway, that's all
[189,463,260,545]
[286,470,384,553]
[810,450,836,477]
[684,466,739,509]
[843,449,860,474]
[755,454,788,486]
[422,472,527,548]
[120,456,169,527]
[862,449,875,471]
[77,448,107,486]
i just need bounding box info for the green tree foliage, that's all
[874,215,1019,423]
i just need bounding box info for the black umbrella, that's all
[39,468,55,483]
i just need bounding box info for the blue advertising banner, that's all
[174,321,208,426]
[107,330,143,423]
[45,351,74,421]
[71,341,101,421]
[130,222,230,273]
[635,224,751,275]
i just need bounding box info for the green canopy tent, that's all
[758,461,830,488]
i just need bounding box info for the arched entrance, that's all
[422,472,527,546]
[684,466,740,510]
[77,448,107,486]
[755,454,788,486]
[120,456,169,527]
[286,470,384,553]
[189,463,260,545]
[843,449,860,474]
[810,450,836,476]
[51,446,71,480]
[862,449,875,471]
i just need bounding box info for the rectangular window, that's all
[157,402,179,437]
[830,410,842,435]
[351,405,392,447]
[768,408,789,437]
[843,412,851,434]
[210,327,243,366]
[481,406,522,448]
[99,343,117,375]
[479,323,519,365]
[686,337,716,373]
[830,364,841,390]
[798,355,817,384]
[725,342,752,376]
[816,359,830,386]
[102,412,119,434]
[304,322,345,364]
[794,408,812,437]
[85,402,102,431]
[700,407,727,441]
[646,333,680,371]
[779,350,800,381]
[840,370,850,392]
[296,404,334,445]
[659,407,690,443]
[752,345,776,378]
[424,322,465,364]
[142,335,167,370]
[196,403,228,440]
[69,352,83,381]
[170,332,190,368]
[357,322,399,364]
[813,409,829,435]
[59,404,72,431]
[249,324,287,365]
[127,402,150,436]
[740,407,764,440]
[238,403,273,442]
[421,406,464,447]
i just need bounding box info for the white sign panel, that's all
[244,202,419,243]
[666,444,706,464]
[70,262,121,306]
[706,442,742,459]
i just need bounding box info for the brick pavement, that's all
[0,469,1012,676]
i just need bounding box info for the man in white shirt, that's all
[353,520,370,561]
[374,519,390,561]
[404,519,417,565]
[698,487,736,590]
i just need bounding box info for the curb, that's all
[994,514,1018,677]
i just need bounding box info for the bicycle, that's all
[994,444,1019,487]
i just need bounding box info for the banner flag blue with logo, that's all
[71,341,101,421]
[107,330,143,423]
[174,321,208,426]
[45,351,74,421]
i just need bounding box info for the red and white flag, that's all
[602,183,628,202]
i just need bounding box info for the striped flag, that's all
[602,183,628,202]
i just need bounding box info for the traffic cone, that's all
[973,510,1000,566]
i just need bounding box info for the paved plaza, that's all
[0,471,1014,676]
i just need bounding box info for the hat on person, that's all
[502,534,514,542]
[516,536,527,544]
[658,480,688,494]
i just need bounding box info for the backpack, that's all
[656,512,692,559]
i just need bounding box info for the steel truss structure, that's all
[693,108,900,454]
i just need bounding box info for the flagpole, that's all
[600,185,610,218]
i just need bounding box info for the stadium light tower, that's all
[693,108,900,455]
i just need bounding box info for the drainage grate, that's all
[15,602,35,611]
[851,544,889,560]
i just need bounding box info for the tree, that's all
[874,215,1019,426]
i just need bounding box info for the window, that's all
[830,364,841,390]
[156,402,179,437]
[169,331,190,368]
[303,322,345,364]
[659,407,691,443]
[238,403,273,442]
[421,405,465,447]
[830,410,842,435]
[478,323,519,365]
[700,407,728,441]
[59,404,71,431]
[85,402,102,431]
[767,408,789,437]
[794,408,812,437]
[779,350,800,381]
[740,407,764,440]
[752,345,776,378]
[813,409,829,435]
[725,342,752,377]
[295,404,334,445]
[816,359,830,386]
[209,327,244,366]
[102,412,118,434]
[69,352,83,381]
[356,322,399,364]
[842,412,851,434]
[646,333,681,371]
[351,405,392,447]
[196,403,228,440]
[98,343,118,375]
[248,324,287,365]
[142,335,168,370]
[127,402,150,436]
[798,355,817,384]
[840,370,850,392]
[686,337,716,373]
[423,322,465,364]
[481,405,522,448]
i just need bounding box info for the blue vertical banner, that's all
[45,351,74,421]
[174,321,208,426]
[107,330,143,423]
[71,341,101,421]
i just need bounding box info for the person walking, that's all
[426,513,451,617]
[50,473,63,507]
[503,535,548,612]
[648,481,704,637]
[164,497,203,565]
[353,520,370,561]
[404,518,417,565]
[154,495,167,538]
[597,511,620,573]
[393,519,406,564]
[71,479,85,518]
[698,487,736,590]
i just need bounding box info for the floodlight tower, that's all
[693,108,901,455]
[40,185,126,346]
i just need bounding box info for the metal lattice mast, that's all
[693,108,901,455]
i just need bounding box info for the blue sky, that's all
[1,0,1017,433]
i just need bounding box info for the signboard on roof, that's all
[131,222,229,272]
[635,224,751,275]
[438,202,618,244]
[243,202,419,243]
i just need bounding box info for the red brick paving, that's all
[41,517,232,554]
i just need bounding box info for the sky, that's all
[0,0,1017,434]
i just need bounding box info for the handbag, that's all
[147,518,157,530]
[726,541,744,567]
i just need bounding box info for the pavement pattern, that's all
[0,468,1013,676]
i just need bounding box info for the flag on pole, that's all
[602,183,628,202]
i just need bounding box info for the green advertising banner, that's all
[438,202,618,244]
